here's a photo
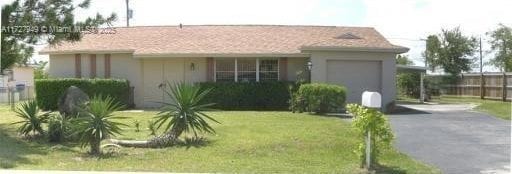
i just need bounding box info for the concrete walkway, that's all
[390,104,511,174]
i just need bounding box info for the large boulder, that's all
[58,86,89,117]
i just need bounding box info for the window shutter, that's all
[75,54,81,78]
[105,54,111,78]
[90,54,97,78]
[279,57,288,81]
[207,57,214,82]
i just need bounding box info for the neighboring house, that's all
[40,25,408,110]
[0,66,35,102]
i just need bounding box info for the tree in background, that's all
[1,0,117,73]
[424,35,441,71]
[487,24,512,72]
[396,54,414,65]
[424,27,478,76]
[396,55,421,98]
[33,60,48,79]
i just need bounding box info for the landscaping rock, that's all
[58,86,89,117]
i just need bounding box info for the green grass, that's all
[430,95,511,120]
[0,104,439,173]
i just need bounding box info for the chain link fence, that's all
[0,85,35,110]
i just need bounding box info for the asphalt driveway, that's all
[389,104,511,174]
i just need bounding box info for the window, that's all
[215,59,235,82]
[237,59,257,82]
[215,58,279,82]
[259,59,279,81]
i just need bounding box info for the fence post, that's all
[480,73,485,99]
[503,73,507,101]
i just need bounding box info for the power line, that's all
[385,37,425,42]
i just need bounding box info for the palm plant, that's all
[149,82,219,146]
[12,100,49,137]
[74,95,126,155]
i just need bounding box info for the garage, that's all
[326,60,382,104]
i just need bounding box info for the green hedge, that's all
[199,81,295,110]
[35,79,131,111]
[293,83,346,113]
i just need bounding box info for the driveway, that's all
[389,104,511,174]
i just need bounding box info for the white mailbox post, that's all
[361,91,381,169]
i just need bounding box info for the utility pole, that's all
[126,0,130,27]
[504,38,508,72]
[480,37,483,73]
[420,38,427,103]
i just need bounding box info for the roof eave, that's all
[39,49,135,55]
[133,53,311,58]
[300,46,409,53]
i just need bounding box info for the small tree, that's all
[346,104,394,169]
[424,27,478,76]
[75,96,126,155]
[487,24,512,72]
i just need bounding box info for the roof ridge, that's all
[112,24,374,29]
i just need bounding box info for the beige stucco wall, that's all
[96,54,105,77]
[309,51,397,111]
[110,54,143,107]
[49,54,75,78]
[287,58,308,81]
[80,54,90,78]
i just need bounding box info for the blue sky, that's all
[2,0,511,72]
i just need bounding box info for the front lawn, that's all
[431,95,511,120]
[0,105,438,173]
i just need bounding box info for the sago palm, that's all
[74,95,126,155]
[150,82,219,146]
[12,100,49,137]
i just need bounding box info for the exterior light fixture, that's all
[190,63,195,71]
[306,61,312,71]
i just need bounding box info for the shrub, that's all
[11,100,49,137]
[198,81,295,110]
[35,78,131,111]
[48,114,65,142]
[396,72,421,98]
[346,104,394,168]
[293,83,346,113]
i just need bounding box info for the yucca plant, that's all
[12,100,49,137]
[110,83,219,148]
[74,95,127,155]
[150,82,219,146]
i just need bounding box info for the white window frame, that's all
[258,58,280,81]
[214,58,236,82]
[214,58,279,82]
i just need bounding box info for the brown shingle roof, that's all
[41,25,408,55]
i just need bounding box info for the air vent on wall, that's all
[335,33,362,39]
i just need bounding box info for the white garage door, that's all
[326,60,382,104]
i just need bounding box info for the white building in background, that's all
[0,66,35,103]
